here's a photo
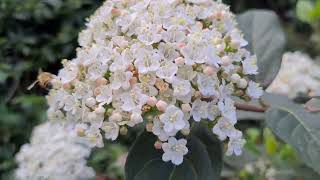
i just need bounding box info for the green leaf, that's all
[264,94,320,174]
[263,128,278,156]
[237,10,286,88]
[296,0,315,23]
[125,123,222,180]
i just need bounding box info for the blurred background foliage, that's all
[0,0,319,179]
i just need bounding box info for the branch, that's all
[235,102,267,113]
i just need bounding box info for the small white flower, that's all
[212,117,242,140]
[137,24,162,45]
[160,105,185,132]
[207,102,220,121]
[152,118,178,141]
[226,137,246,156]
[191,99,208,122]
[110,71,133,90]
[197,74,218,97]
[134,50,161,73]
[101,121,119,141]
[218,98,237,124]
[229,29,248,48]
[86,61,108,80]
[158,42,180,61]
[176,65,197,81]
[58,63,78,84]
[127,112,143,127]
[96,85,113,104]
[162,137,188,165]
[242,55,258,75]
[172,79,192,97]
[181,42,206,65]
[156,61,178,82]
[246,81,263,99]
[120,86,149,112]
[161,26,186,43]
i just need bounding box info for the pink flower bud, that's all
[110,112,122,122]
[95,77,108,86]
[154,140,163,150]
[94,87,101,96]
[156,100,167,112]
[147,96,157,107]
[221,56,232,66]
[203,66,216,76]
[179,43,186,49]
[63,83,71,90]
[111,8,121,16]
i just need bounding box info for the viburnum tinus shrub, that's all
[47,0,262,163]
[22,1,320,180]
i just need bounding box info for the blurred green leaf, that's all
[296,0,314,23]
[264,93,320,174]
[263,128,278,156]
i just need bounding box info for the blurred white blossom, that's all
[15,122,95,180]
[267,52,320,98]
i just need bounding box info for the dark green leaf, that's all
[125,123,222,180]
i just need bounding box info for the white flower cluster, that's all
[267,51,320,98]
[46,0,262,165]
[15,122,95,180]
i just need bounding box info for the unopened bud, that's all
[230,74,241,83]
[94,87,101,96]
[111,8,121,16]
[120,126,128,135]
[181,128,190,136]
[181,104,191,113]
[110,112,122,122]
[156,100,167,112]
[96,77,108,86]
[238,79,248,89]
[146,123,154,132]
[235,89,244,96]
[203,66,216,76]
[154,140,163,150]
[63,83,71,90]
[85,97,96,107]
[221,56,232,66]
[147,96,157,107]
[76,128,86,137]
